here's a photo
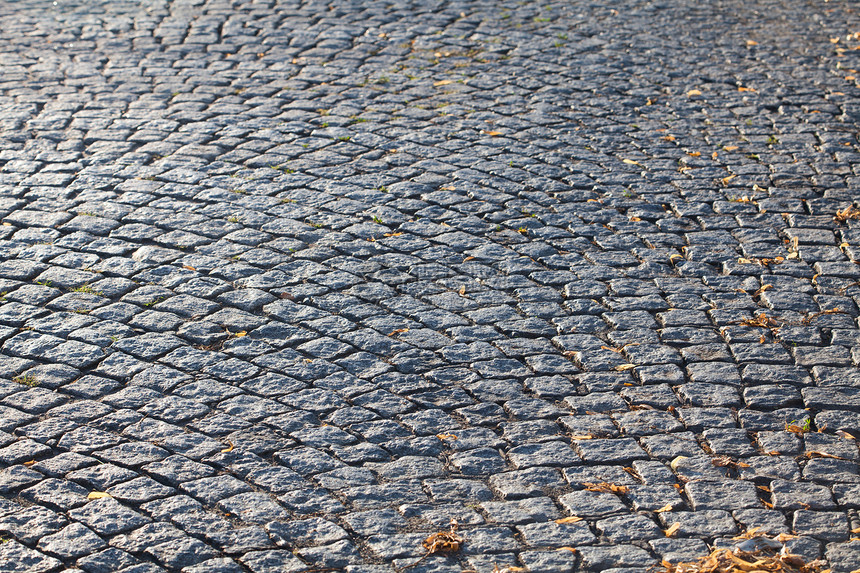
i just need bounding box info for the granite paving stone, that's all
[0,0,857,570]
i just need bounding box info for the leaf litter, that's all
[652,530,830,573]
[399,519,464,571]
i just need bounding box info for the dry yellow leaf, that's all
[847,76,856,81]
[436,433,458,441]
[662,135,676,141]
[622,158,642,166]
[654,503,674,513]
[724,145,739,151]
[388,328,409,336]
[434,79,453,86]
[687,151,701,157]
[557,547,578,553]
[481,130,503,136]
[722,174,737,185]
[555,516,584,524]
[670,456,688,471]
[221,441,235,453]
[182,265,196,271]
[383,232,403,237]
[615,364,636,371]
[664,522,681,537]
[687,89,702,96]
[88,492,111,500]
[459,285,466,296]
[569,434,594,440]
[738,86,756,92]
[746,40,758,46]
[234,331,247,337]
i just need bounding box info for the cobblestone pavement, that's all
[0,0,858,571]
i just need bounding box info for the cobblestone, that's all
[0,0,855,570]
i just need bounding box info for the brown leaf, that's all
[436,433,458,441]
[557,547,578,553]
[583,482,628,495]
[422,529,463,555]
[182,265,196,271]
[664,522,681,537]
[388,328,409,336]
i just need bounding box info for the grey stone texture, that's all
[0,0,857,571]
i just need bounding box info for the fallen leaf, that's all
[687,151,701,157]
[662,135,676,141]
[687,89,702,96]
[721,174,737,185]
[388,328,409,336]
[481,130,503,136]
[724,145,739,151]
[23,460,35,466]
[555,516,584,524]
[459,285,466,296]
[615,364,636,371]
[557,547,578,553]
[622,158,642,166]
[670,456,688,471]
[182,265,196,271]
[221,441,235,453]
[434,79,453,86]
[583,482,628,495]
[664,522,681,537]
[436,433,458,441]
[88,492,111,500]
[234,331,247,337]
[746,39,758,46]
[569,434,594,440]
[737,86,756,92]
[383,232,403,237]
[654,503,674,513]
[837,430,857,440]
